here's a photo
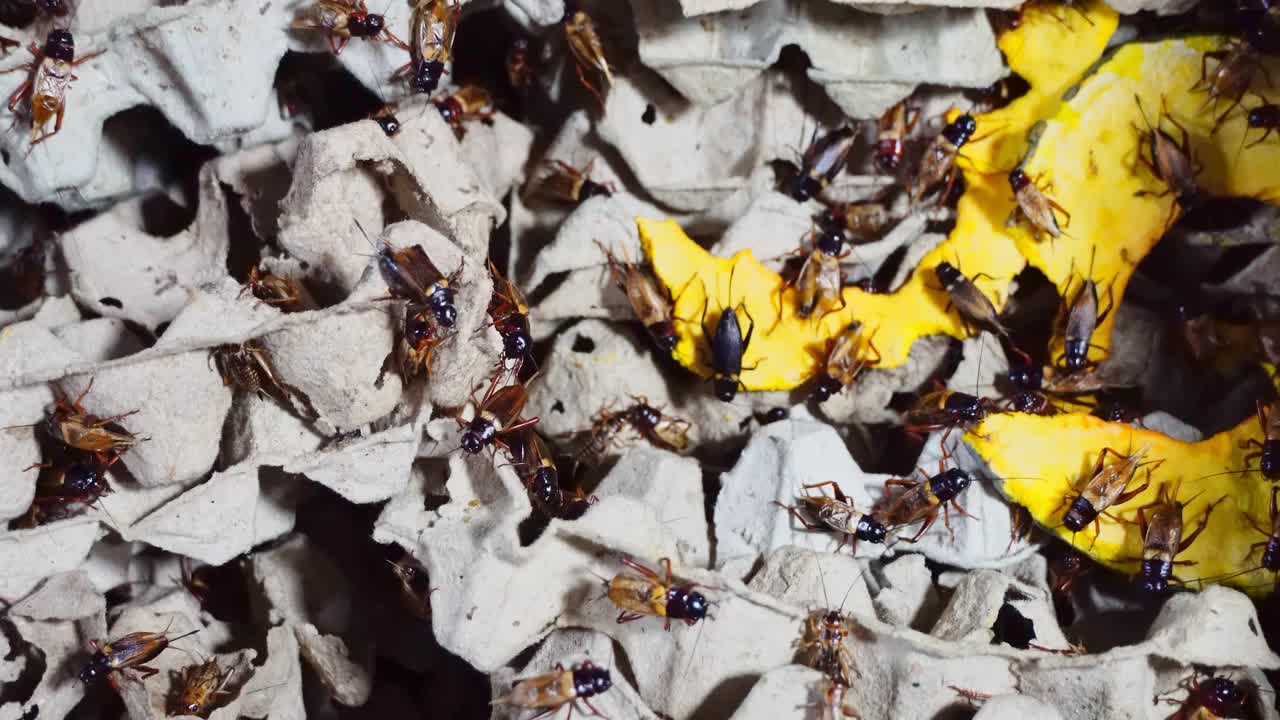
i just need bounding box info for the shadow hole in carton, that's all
[507,639,542,671]
[772,43,813,73]
[119,318,157,353]
[1004,264,1055,367]
[740,553,767,585]
[525,269,568,313]
[272,51,388,132]
[0,616,44,708]
[990,598,1035,650]
[874,243,909,294]
[517,511,550,546]
[138,192,197,239]
[1205,242,1268,285]
[376,164,416,229]
[418,457,452,511]
[700,460,725,538]
[689,673,757,718]
[74,680,126,718]
[0,1,36,27]
[222,183,265,283]
[103,577,142,609]
[108,317,157,352]
[103,105,216,234]
[451,7,522,108]
[1180,196,1268,234]
[932,704,979,720]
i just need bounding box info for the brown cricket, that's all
[563,3,613,108]
[596,239,678,353]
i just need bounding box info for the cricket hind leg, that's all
[574,61,607,109]
[901,510,938,543]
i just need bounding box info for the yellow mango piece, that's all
[1019,36,1280,365]
[639,215,1027,390]
[638,1,1117,389]
[640,4,1280,391]
[967,413,1274,595]
[638,218,805,390]
[978,0,1120,173]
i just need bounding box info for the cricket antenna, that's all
[358,22,399,116]
[91,494,121,533]
[66,0,82,27]
[815,552,831,609]
[352,218,378,251]
[241,680,292,696]
[680,602,709,678]
[974,330,986,402]
[168,627,201,645]
[166,640,200,663]
[837,568,865,614]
